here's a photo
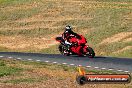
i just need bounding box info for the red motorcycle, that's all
[55,34,95,58]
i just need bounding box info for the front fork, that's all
[83,45,89,54]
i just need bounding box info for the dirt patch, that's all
[0,36,58,50]
[123,38,132,43]
[99,32,132,45]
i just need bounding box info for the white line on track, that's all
[70,64,75,66]
[0,56,4,58]
[17,58,21,60]
[3,56,130,73]
[124,71,129,73]
[86,66,91,68]
[36,60,41,62]
[28,59,32,61]
[94,67,99,69]
[108,68,114,71]
[62,63,67,65]
[53,62,57,64]
[45,61,49,63]
[8,57,13,58]
[117,70,123,72]
[101,68,106,70]
[78,65,82,67]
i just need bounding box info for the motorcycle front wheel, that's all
[87,47,95,58]
[58,44,70,56]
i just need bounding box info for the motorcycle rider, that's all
[56,25,95,57]
[62,25,84,54]
[62,25,79,45]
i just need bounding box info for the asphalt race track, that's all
[0,52,132,73]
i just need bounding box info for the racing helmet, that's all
[65,25,72,33]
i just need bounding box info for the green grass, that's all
[0,60,23,77]
[0,0,36,6]
[0,46,10,52]
[2,77,48,84]
[0,28,62,37]
[110,49,132,58]
[20,60,50,67]
[85,8,131,45]
[83,7,132,57]
[0,60,6,66]
[79,0,132,2]
[19,60,77,71]
[40,45,59,54]
[85,69,118,74]
[96,41,132,56]
[0,66,23,77]
[0,58,122,85]
[0,7,40,21]
[93,0,132,2]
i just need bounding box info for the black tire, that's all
[63,51,70,56]
[58,44,70,56]
[87,47,95,58]
[76,75,87,85]
[58,44,63,54]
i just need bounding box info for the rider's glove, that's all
[65,40,72,45]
